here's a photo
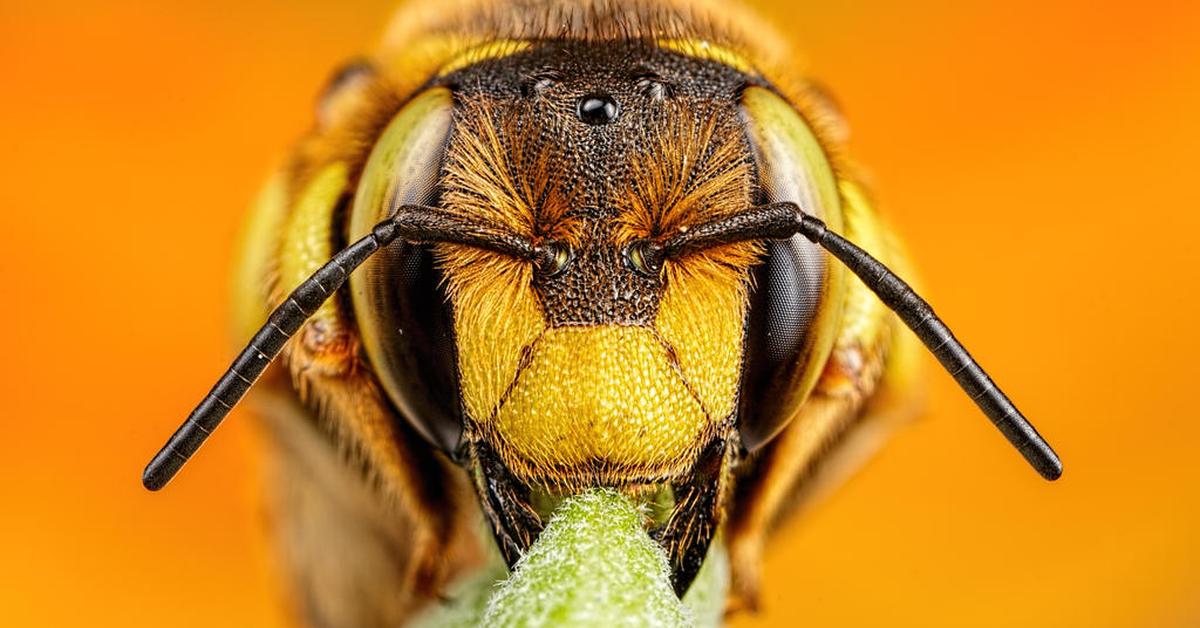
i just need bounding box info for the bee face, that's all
[440,44,760,486]
[343,42,848,588]
[351,51,721,459]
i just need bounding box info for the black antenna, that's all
[653,202,1063,480]
[143,205,546,491]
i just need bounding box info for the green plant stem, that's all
[412,488,727,627]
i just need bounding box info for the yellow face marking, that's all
[447,250,752,483]
[835,180,890,345]
[280,162,349,327]
[231,169,288,338]
[655,260,751,423]
[442,251,545,427]
[450,255,751,483]
[487,325,713,483]
[656,38,757,75]
[827,178,923,394]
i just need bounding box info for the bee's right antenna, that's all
[142,204,548,491]
[648,201,1063,481]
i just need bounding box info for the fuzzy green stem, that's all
[412,489,727,627]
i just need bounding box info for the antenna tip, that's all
[142,465,168,491]
[1031,449,1063,482]
[1040,459,1063,482]
[142,452,178,491]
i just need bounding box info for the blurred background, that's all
[2,0,1197,626]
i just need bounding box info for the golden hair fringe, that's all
[615,103,764,272]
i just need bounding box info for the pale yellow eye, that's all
[737,85,846,451]
[347,87,462,451]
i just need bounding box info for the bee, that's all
[144,0,1062,624]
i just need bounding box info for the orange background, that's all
[2,1,1198,626]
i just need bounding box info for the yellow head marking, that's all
[438,39,531,76]
[440,101,761,483]
[487,325,715,486]
[231,170,288,339]
[281,162,349,327]
[441,249,545,427]
[656,38,757,75]
[655,260,749,423]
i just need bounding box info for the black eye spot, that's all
[577,93,619,125]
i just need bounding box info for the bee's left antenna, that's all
[143,204,543,491]
[141,219,402,490]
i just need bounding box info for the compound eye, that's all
[348,87,464,454]
[737,86,845,452]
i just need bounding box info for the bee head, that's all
[336,43,858,591]
[349,45,788,467]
